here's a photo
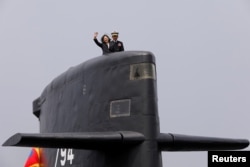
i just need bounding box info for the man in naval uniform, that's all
[110,31,124,52]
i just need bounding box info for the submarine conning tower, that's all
[33,51,162,166]
[33,51,159,138]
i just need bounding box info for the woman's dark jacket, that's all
[93,38,111,54]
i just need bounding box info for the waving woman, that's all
[93,32,112,55]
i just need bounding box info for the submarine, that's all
[3,51,249,167]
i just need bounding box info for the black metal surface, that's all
[2,131,145,149]
[158,133,249,151]
[2,51,249,167]
[38,51,161,167]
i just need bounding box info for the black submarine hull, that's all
[39,51,161,167]
[3,51,249,167]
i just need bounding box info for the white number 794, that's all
[55,148,74,167]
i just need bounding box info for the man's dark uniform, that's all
[110,40,124,52]
[110,31,124,52]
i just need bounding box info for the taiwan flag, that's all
[24,148,41,167]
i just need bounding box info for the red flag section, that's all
[24,148,41,167]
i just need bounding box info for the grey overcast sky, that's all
[0,0,250,166]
